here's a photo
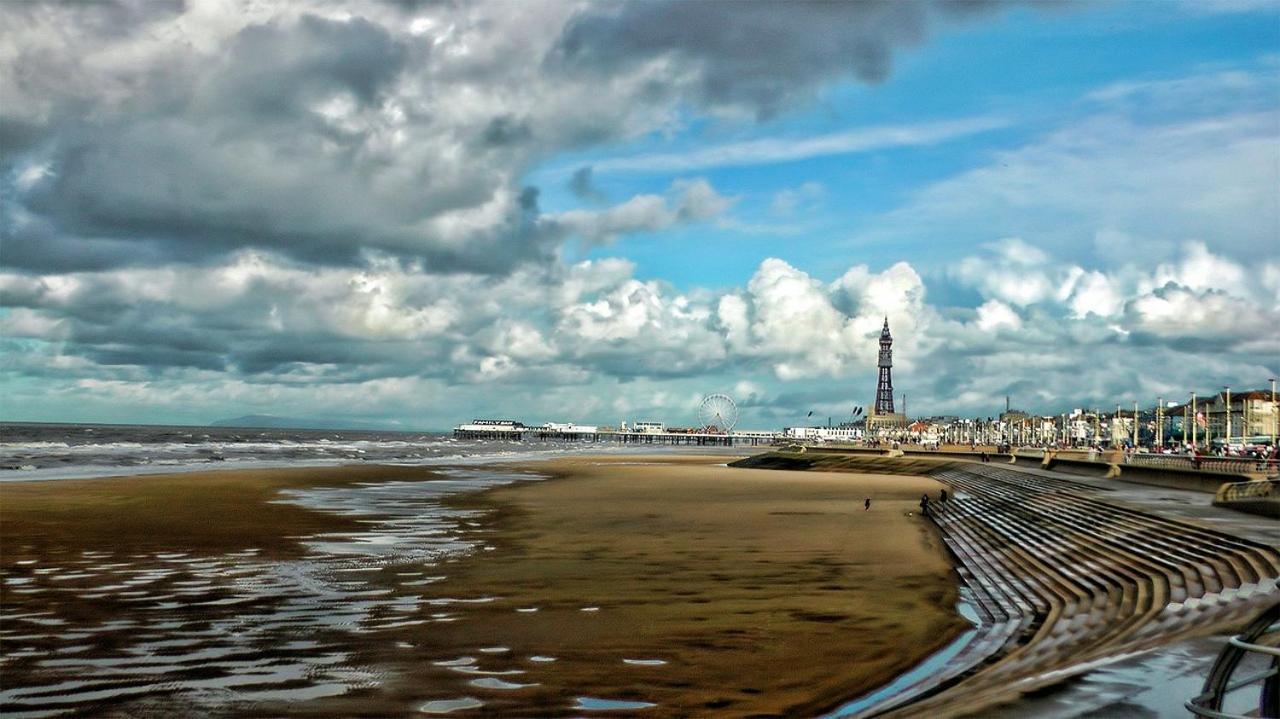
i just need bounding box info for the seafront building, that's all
[1206,389,1279,443]
[782,426,862,442]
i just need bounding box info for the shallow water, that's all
[575,696,658,710]
[418,696,485,714]
[0,421,743,481]
[0,468,542,716]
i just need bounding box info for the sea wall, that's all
[730,451,960,477]
[740,449,1249,495]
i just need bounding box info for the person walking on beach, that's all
[940,489,948,504]
[864,497,871,511]
[919,493,930,517]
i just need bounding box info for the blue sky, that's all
[1,0,1277,430]
[537,3,1278,286]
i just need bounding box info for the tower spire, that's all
[875,317,895,415]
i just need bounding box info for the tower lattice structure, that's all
[874,317,895,415]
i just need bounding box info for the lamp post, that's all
[1182,401,1189,448]
[1116,403,1123,448]
[1182,391,1192,447]
[1133,400,1139,448]
[1272,378,1278,449]
[1156,397,1163,451]
[1225,386,1232,451]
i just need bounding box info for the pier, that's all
[453,421,778,447]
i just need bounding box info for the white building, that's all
[540,422,598,434]
[633,421,665,433]
[734,429,783,439]
[784,426,862,442]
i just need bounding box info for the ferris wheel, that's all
[698,393,739,433]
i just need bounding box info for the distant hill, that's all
[209,414,392,431]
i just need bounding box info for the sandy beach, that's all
[1,454,964,717]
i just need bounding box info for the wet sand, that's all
[1,455,964,717]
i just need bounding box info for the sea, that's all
[0,421,644,481]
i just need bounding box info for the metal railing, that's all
[1187,603,1280,719]
[1125,453,1278,477]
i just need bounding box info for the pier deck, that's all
[452,427,778,446]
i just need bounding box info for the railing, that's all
[1186,603,1280,719]
[1217,479,1280,504]
[1125,453,1278,477]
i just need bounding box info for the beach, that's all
[1,454,964,717]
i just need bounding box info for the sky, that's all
[1,0,1278,431]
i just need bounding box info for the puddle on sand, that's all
[468,677,539,690]
[622,658,667,666]
[418,696,484,714]
[575,696,658,711]
[825,593,983,718]
[0,469,543,717]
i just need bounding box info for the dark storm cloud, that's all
[553,0,1012,117]
[479,115,534,147]
[210,14,407,118]
[0,8,566,274]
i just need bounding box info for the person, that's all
[919,493,930,516]
[940,489,948,504]
[864,497,871,511]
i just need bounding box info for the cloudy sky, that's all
[1,0,1278,430]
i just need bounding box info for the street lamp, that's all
[1225,385,1232,450]
[1132,400,1139,448]
[1182,391,1192,447]
[1156,397,1163,450]
[1272,378,1277,449]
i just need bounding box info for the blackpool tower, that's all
[874,317,895,415]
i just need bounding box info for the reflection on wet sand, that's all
[1,470,540,716]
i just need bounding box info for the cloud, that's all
[1,1,1025,276]
[973,300,1022,332]
[865,103,1280,266]
[3,239,1277,425]
[569,166,606,203]
[589,116,1009,174]
[548,178,733,246]
[771,182,825,216]
[553,0,1022,117]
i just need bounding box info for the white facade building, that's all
[540,422,598,434]
[784,426,863,441]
